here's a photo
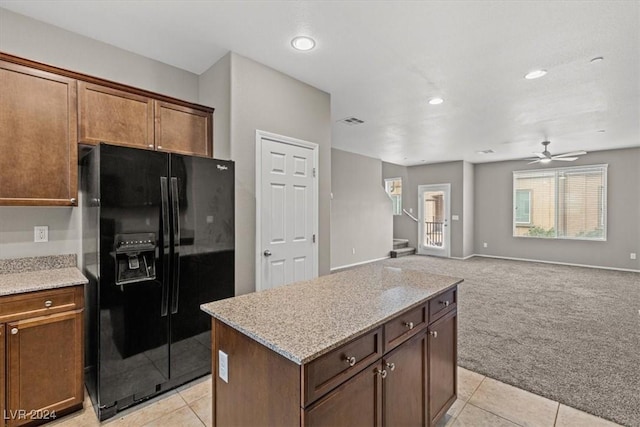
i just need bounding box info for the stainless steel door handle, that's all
[264,250,272,257]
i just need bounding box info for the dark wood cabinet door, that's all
[304,363,383,427]
[6,310,83,427]
[155,101,212,157]
[1,324,5,427]
[383,332,427,426]
[428,309,457,426]
[0,61,77,206]
[78,81,154,149]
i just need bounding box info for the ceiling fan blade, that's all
[532,152,546,158]
[527,159,541,164]
[551,157,578,161]
[554,151,587,158]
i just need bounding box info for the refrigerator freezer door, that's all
[97,144,171,407]
[168,155,235,381]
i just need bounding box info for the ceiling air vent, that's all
[338,117,365,126]
[477,149,495,154]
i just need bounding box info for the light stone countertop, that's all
[201,264,462,365]
[0,267,88,297]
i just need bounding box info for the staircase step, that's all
[392,239,409,249]
[390,247,416,258]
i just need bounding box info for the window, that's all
[384,178,402,215]
[513,164,607,240]
[515,189,532,224]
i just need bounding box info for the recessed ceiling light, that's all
[590,56,604,63]
[291,36,316,51]
[428,97,444,105]
[524,69,547,80]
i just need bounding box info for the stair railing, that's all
[403,209,418,222]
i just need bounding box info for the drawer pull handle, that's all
[430,331,438,338]
[345,356,356,367]
[386,362,396,371]
[45,300,53,308]
[403,321,414,330]
[440,300,450,307]
[11,328,18,335]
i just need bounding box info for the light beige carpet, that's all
[379,255,639,427]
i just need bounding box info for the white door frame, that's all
[255,130,319,291]
[417,183,451,257]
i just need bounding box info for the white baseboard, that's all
[449,254,476,260]
[331,256,391,272]
[471,253,640,273]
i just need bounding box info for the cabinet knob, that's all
[375,368,387,379]
[386,362,396,371]
[429,330,438,338]
[45,300,53,308]
[345,356,356,367]
[11,328,18,335]
[440,300,450,307]
[70,198,77,204]
[157,145,163,149]
[403,321,414,330]
[148,144,154,148]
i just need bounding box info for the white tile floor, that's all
[49,367,621,427]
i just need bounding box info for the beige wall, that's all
[198,52,231,160]
[228,53,332,295]
[331,149,393,269]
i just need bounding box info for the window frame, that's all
[512,164,608,241]
[384,177,402,216]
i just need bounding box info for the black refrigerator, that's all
[80,143,234,420]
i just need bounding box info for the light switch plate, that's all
[218,350,229,383]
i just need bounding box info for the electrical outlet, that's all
[352,248,356,255]
[483,242,488,248]
[218,350,228,383]
[34,226,48,243]
[631,253,637,260]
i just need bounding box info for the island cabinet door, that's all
[1,324,5,427]
[383,332,427,426]
[303,363,383,427]
[427,309,457,426]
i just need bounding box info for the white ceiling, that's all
[2,1,638,165]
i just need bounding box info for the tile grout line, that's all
[464,401,525,427]
[465,375,486,402]
[553,402,560,426]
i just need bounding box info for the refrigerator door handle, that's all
[170,177,181,314]
[160,177,170,317]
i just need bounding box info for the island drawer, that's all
[303,326,383,406]
[0,286,84,323]
[384,303,427,352]
[429,287,456,322]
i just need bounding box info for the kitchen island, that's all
[201,264,462,427]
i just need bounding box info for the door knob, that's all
[263,250,272,257]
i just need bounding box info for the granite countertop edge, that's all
[0,267,88,297]
[202,277,462,365]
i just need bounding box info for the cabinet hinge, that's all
[312,234,316,243]
[313,168,316,178]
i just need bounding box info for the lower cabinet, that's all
[383,332,428,426]
[428,309,458,426]
[0,286,84,427]
[304,363,383,427]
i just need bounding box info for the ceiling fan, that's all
[525,141,587,164]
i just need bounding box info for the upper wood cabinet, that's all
[78,82,154,150]
[0,60,78,206]
[155,101,212,157]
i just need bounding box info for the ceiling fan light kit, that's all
[524,140,587,164]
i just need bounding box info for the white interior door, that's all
[417,184,451,257]
[257,131,318,291]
